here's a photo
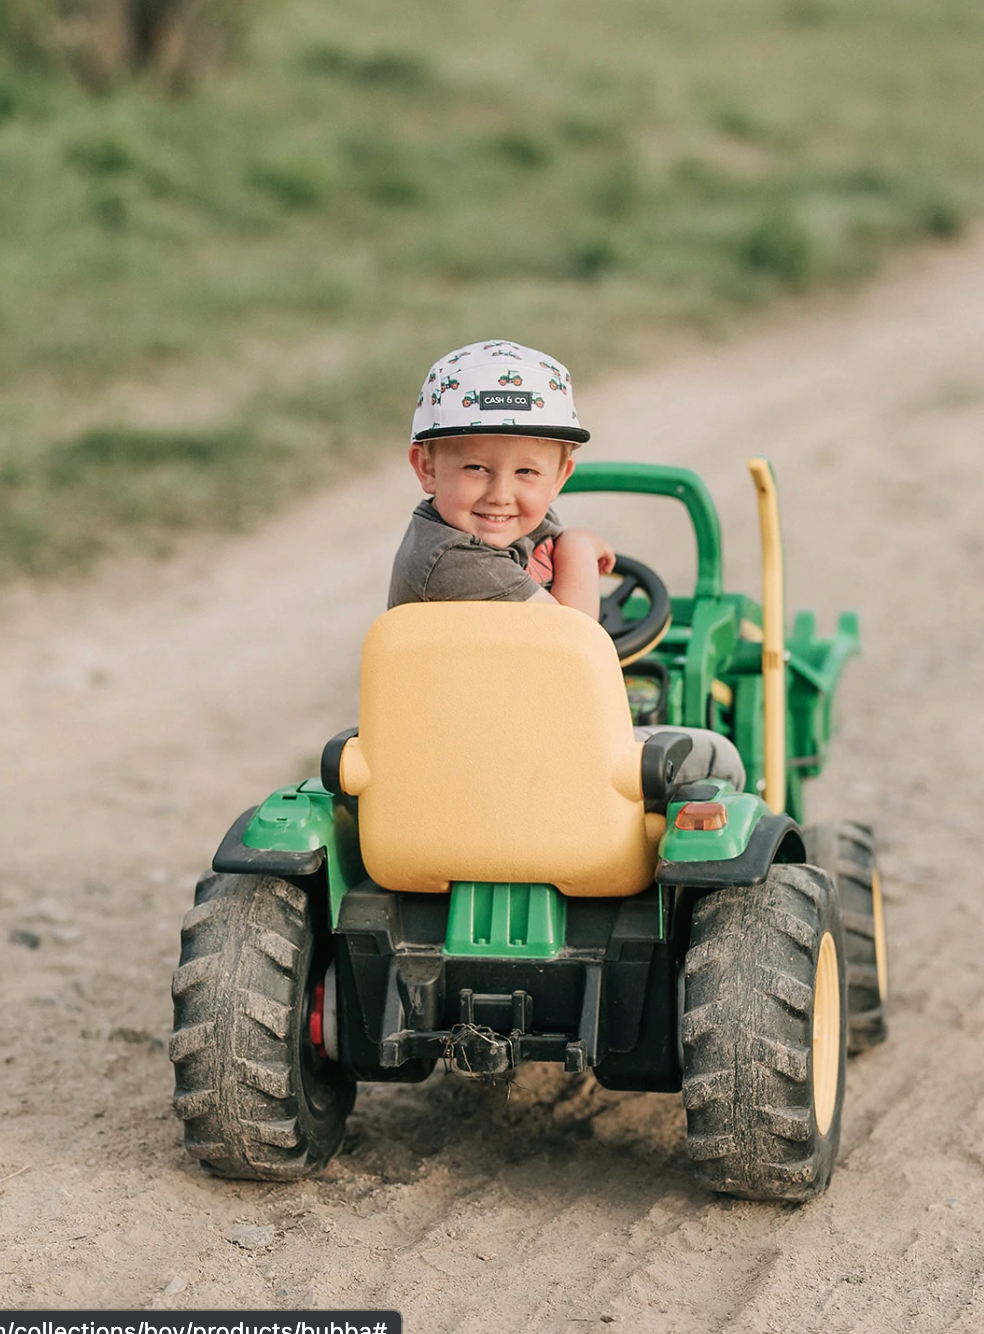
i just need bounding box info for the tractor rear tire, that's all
[804,822,888,1053]
[170,870,355,1180]
[682,863,847,1202]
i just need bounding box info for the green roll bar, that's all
[561,462,724,600]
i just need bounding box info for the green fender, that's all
[659,787,768,864]
[657,781,805,889]
[213,779,364,926]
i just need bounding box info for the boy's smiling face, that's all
[410,434,574,548]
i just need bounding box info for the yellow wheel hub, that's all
[813,931,841,1137]
[872,868,889,1002]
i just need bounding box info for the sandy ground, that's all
[2,230,984,1332]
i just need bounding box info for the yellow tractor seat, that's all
[331,601,672,898]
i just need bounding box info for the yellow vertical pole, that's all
[748,458,786,814]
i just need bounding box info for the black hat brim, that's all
[412,423,589,445]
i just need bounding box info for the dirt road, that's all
[2,231,984,1332]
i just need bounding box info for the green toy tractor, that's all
[170,460,887,1201]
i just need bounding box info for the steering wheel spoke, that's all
[599,555,672,664]
[611,573,639,606]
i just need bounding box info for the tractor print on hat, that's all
[498,369,523,387]
[431,373,460,406]
[490,349,522,359]
[446,351,471,364]
[462,389,479,408]
[540,362,569,394]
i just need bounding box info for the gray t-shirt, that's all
[388,500,563,607]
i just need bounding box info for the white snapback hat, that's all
[410,339,589,445]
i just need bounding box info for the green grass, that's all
[2,0,984,576]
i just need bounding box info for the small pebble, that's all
[9,928,41,950]
[163,1276,187,1297]
[51,927,82,945]
[225,1224,275,1250]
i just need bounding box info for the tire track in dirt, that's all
[2,232,984,1328]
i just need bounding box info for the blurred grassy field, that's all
[2,0,984,577]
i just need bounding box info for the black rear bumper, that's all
[332,879,683,1091]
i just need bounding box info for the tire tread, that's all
[170,872,354,1181]
[805,822,888,1052]
[682,863,847,1201]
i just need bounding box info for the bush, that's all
[249,157,332,211]
[0,0,255,92]
[741,209,816,287]
[300,44,433,92]
[922,196,963,238]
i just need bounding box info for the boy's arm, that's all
[532,528,615,619]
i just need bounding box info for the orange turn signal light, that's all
[675,801,728,831]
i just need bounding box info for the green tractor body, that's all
[171,461,884,1200]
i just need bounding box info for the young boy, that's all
[388,338,746,789]
[388,339,614,616]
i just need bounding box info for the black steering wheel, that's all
[599,554,672,665]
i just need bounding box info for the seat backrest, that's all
[338,602,662,897]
